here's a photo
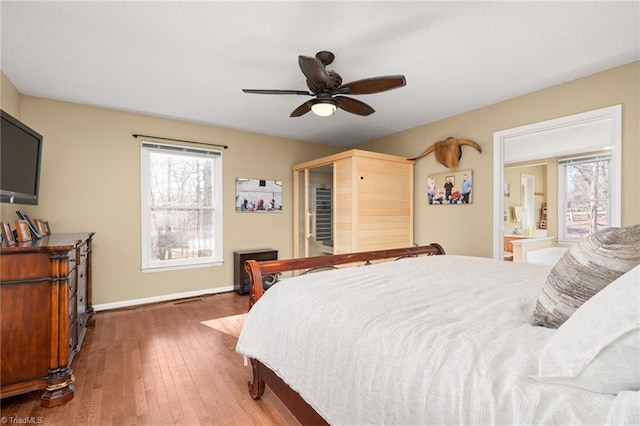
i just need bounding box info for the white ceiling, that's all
[1,1,638,147]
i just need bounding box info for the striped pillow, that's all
[531,224,640,328]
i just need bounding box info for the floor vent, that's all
[173,297,204,305]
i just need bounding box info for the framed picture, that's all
[43,221,51,235]
[14,220,32,242]
[34,219,48,235]
[235,178,283,212]
[427,170,473,205]
[15,210,41,239]
[1,222,15,246]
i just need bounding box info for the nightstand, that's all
[233,249,278,294]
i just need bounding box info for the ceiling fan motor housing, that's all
[326,71,342,91]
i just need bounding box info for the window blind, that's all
[141,142,221,157]
[558,152,611,166]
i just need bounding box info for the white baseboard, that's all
[93,285,235,312]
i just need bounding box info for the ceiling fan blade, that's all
[290,101,312,117]
[335,96,375,116]
[243,89,312,95]
[338,75,406,95]
[298,55,329,90]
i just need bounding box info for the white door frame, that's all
[492,105,622,259]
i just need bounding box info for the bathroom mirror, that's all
[504,164,545,235]
[520,173,536,231]
[427,169,473,205]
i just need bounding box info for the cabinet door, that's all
[355,157,413,251]
[333,157,355,254]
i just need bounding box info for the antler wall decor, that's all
[409,137,482,170]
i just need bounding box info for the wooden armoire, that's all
[293,149,414,257]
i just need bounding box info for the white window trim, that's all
[140,141,223,272]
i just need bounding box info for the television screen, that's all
[1,110,43,205]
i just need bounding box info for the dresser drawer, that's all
[68,321,78,354]
[68,248,77,270]
[77,260,87,288]
[68,294,78,323]
[68,270,77,296]
[77,283,87,321]
[78,243,89,264]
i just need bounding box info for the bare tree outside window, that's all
[564,156,610,239]
[141,143,222,271]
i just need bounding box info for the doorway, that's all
[492,105,622,259]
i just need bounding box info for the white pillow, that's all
[534,265,640,394]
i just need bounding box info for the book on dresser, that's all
[0,232,94,407]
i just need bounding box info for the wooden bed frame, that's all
[243,244,446,425]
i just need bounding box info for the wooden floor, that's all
[0,292,300,426]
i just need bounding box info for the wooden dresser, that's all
[0,232,94,407]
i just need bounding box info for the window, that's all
[558,153,611,241]
[141,142,223,272]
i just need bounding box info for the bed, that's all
[236,240,640,425]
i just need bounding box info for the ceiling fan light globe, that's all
[311,102,337,117]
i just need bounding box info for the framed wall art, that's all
[235,178,283,212]
[427,170,474,205]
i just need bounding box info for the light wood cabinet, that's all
[504,236,527,253]
[293,150,414,257]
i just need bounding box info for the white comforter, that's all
[236,255,640,425]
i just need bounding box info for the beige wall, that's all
[1,90,340,305]
[1,71,21,117]
[358,61,639,257]
[2,62,638,304]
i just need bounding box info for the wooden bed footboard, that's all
[244,243,445,310]
[242,244,445,425]
[249,358,330,425]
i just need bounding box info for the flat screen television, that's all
[1,110,43,205]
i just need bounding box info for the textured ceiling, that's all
[1,1,638,147]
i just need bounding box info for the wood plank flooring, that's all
[0,292,300,426]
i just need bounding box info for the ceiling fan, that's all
[242,51,406,118]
